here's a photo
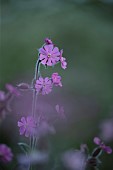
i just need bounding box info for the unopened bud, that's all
[92,147,102,157]
[17,83,30,90]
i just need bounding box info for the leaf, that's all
[18,142,30,153]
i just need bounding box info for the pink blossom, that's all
[39,44,60,66]
[6,84,20,97]
[51,73,62,87]
[35,77,53,95]
[93,137,112,154]
[44,38,53,45]
[18,116,36,137]
[60,50,67,69]
[0,144,13,163]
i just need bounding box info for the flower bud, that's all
[17,83,30,90]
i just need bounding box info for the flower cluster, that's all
[35,72,62,95]
[0,144,13,163]
[62,137,112,170]
[38,38,67,69]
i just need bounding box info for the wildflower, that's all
[44,38,53,45]
[35,77,53,95]
[39,44,60,66]
[60,49,67,69]
[6,84,20,97]
[51,73,62,87]
[93,137,112,154]
[0,144,13,163]
[18,116,36,137]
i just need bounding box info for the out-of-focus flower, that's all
[17,83,30,91]
[6,84,20,97]
[18,151,48,165]
[100,118,113,142]
[44,38,53,45]
[93,137,112,154]
[60,50,67,69]
[55,104,66,120]
[62,150,87,170]
[38,121,55,137]
[0,90,11,121]
[0,91,6,120]
[0,144,13,163]
[51,73,62,87]
[39,44,60,66]
[18,116,36,137]
[36,113,55,137]
[35,77,53,95]
[0,91,6,101]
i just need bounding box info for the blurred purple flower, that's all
[6,84,20,97]
[60,49,67,69]
[51,73,62,87]
[0,91,6,101]
[93,137,112,154]
[39,44,60,66]
[62,150,87,170]
[36,113,55,137]
[18,116,36,137]
[38,121,55,137]
[18,151,48,165]
[0,144,13,163]
[35,77,53,95]
[100,118,113,142]
[55,104,66,120]
[0,90,12,121]
[44,38,53,45]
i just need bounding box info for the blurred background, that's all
[0,0,113,170]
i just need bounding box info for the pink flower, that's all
[60,50,67,69]
[35,77,53,95]
[0,144,13,163]
[44,38,53,45]
[6,84,20,97]
[93,137,112,154]
[18,116,36,137]
[39,44,60,66]
[51,73,62,87]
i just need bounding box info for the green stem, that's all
[29,59,40,170]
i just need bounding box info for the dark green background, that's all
[0,0,113,170]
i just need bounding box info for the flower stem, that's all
[29,59,40,169]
